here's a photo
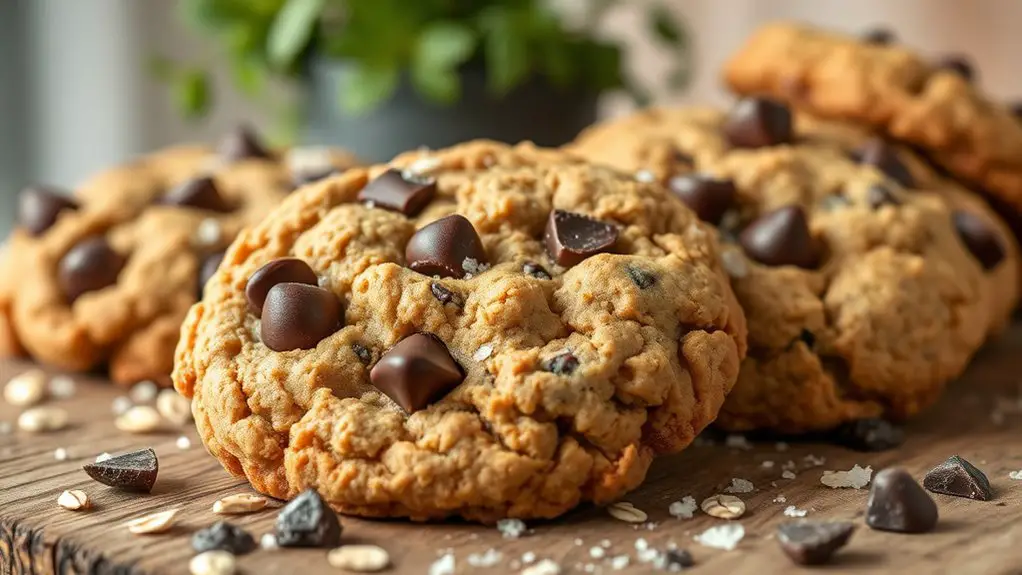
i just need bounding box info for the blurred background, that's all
[1,0,1018,232]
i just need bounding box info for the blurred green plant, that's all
[164,0,691,118]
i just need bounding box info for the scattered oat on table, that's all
[17,406,68,432]
[608,502,648,523]
[125,509,178,534]
[328,544,391,572]
[213,493,268,515]
[189,550,236,575]
[129,380,158,403]
[701,494,746,519]
[56,489,90,511]
[4,369,47,407]
[47,375,76,399]
[115,405,161,433]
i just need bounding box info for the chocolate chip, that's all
[866,467,939,533]
[82,448,158,493]
[369,333,463,413]
[777,521,855,566]
[359,169,436,216]
[798,329,816,349]
[832,418,904,452]
[162,176,232,212]
[668,174,736,224]
[855,138,915,188]
[18,186,78,236]
[923,455,992,501]
[739,206,818,268]
[351,342,372,365]
[953,210,1006,270]
[430,282,463,307]
[192,521,257,555]
[867,184,901,209]
[663,549,694,569]
[626,266,657,289]
[723,98,793,148]
[406,215,487,279]
[260,283,342,352]
[293,167,340,189]
[275,489,342,548]
[544,352,579,376]
[936,55,975,82]
[544,210,618,267]
[523,262,552,280]
[199,251,225,296]
[246,258,319,316]
[58,237,127,302]
[218,125,272,162]
[862,27,896,44]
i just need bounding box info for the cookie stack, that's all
[0,127,358,386]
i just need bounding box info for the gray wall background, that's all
[2,0,1020,233]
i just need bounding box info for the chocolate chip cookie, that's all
[0,127,359,386]
[173,140,747,521]
[571,101,1007,433]
[724,23,1022,225]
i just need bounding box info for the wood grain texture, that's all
[3,328,1022,575]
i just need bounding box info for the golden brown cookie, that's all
[0,128,359,385]
[173,140,746,521]
[723,22,1022,225]
[571,102,1008,433]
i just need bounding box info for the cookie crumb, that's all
[189,550,236,575]
[467,549,502,568]
[115,405,162,433]
[4,369,47,407]
[54,447,68,461]
[497,518,527,539]
[327,545,390,572]
[783,505,808,518]
[668,496,697,519]
[694,523,745,551]
[762,460,775,469]
[804,454,826,467]
[782,470,797,480]
[176,436,192,450]
[724,478,754,494]
[214,493,269,515]
[821,464,873,489]
[124,509,178,534]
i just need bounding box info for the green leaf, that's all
[340,65,400,113]
[415,22,476,71]
[232,58,266,95]
[648,4,684,46]
[174,71,211,119]
[482,10,529,95]
[412,65,461,104]
[267,0,324,68]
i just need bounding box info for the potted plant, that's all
[166,0,690,161]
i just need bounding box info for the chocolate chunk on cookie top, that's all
[173,140,747,521]
[739,206,818,269]
[162,176,233,212]
[58,237,127,302]
[218,124,273,162]
[724,98,793,148]
[18,186,78,236]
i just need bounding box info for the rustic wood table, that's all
[3,326,1022,575]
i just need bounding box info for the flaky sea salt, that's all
[589,547,605,559]
[467,549,502,567]
[635,170,657,183]
[111,396,132,415]
[1009,470,1022,480]
[821,464,873,489]
[521,552,536,565]
[194,218,222,247]
[783,505,808,518]
[429,553,456,575]
[176,436,192,450]
[260,533,278,550]
[54,447,68,461]
[95,452,113,463]
[130,381,158,403]
[463,258,490,276]
[773,495,787,503]
[497,518,527,539]
[725,435,752,450]
[610,555,630,570]
[694,523,745,551]
[724,478,754,494]
[48,376,76,399]
[782,470,797,480]
[804,454,826,467]
[473,345,493,361]
[668,496,697,519]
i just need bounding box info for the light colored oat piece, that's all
[327,545,391,572]
[212,493,268,515]
[700,494,746,519]
[17,406,69,433]
[4,370,47,407]
[607,502,648,524]
[57,489,90,511]
[115,405,162,434]
[189,550,237,575]
[521,559,562,575]
[157,389,192,425]
[125,509,179,534]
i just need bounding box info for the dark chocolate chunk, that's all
[723,98,793,148]
[358,169,436,216]
[544,210,618,267]
[260,283,342,352]
[18,186,78,236]
[218,125,273,162]
[245,258,319,316]
[351,342,372,365]
[863,27,896,45]
[58,237,127,302]
[275,489,342,548]
[430,282,464,307]
[663,549,695,569]
[739,206,818,268]
[832,418,904,452]
[953,210,1006,270]
[369,333,463,413]
[199,251,225,296]
[866,467,939,533]
[777,521,855,566]
[544,352,579,376]
[405,214,487,279]
[668,174,736,224]
[523,262,551,280]
[855,138,915,188]
[936,54,975,82]
[82,448,158,493]
[626,266,657,289]
[191,521,257,555]
[867,184,901,209]
[161,176,232,212]
[923,455,992,501]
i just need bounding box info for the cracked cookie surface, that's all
[0,134,358,385]
[724,22,1022,224]
[571,105,1007,433]
[173,140,746,521]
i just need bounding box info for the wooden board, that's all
[3,328,1022,575]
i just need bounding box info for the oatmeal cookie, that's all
[173,140,746,521]
[571,101,1003,433]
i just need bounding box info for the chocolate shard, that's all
[82,448,158,493]
[275,489,342,548]
[866,467,939,533]
[777,521,855,566]
[832,418,904,452]
[923,455,992,501]
[192,521,257,555]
